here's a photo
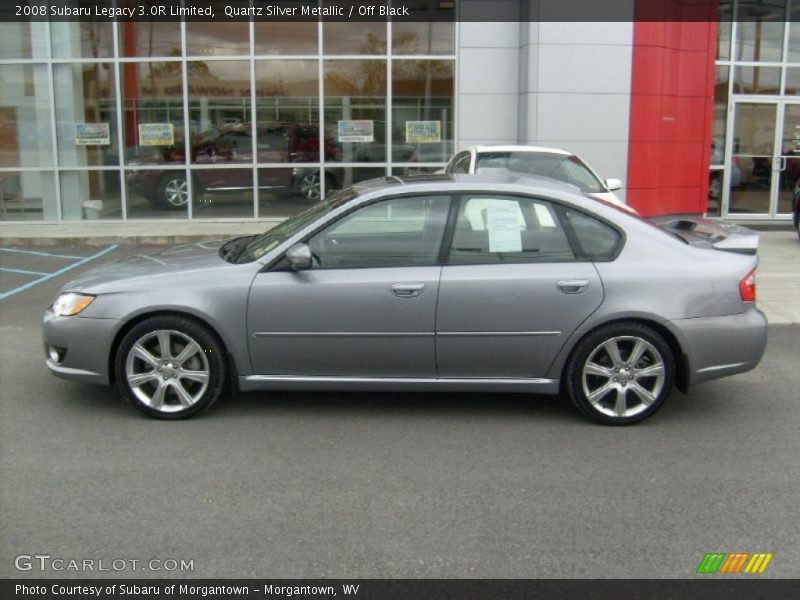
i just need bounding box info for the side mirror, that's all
[604,178,623,191]
[285,242,312,271]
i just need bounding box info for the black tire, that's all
[152,173,189,210]
[564,322,675,425]
[114,316,227,419]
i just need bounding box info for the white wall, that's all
[456,12,634,199]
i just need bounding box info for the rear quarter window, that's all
[564,209,622,260]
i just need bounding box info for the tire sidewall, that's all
[566,323,675,425]
[115,316,226,419]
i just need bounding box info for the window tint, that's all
[564,209,622,260]
[448,195,575,264]
[308,195,450,269]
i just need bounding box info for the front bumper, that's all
[42,309,120,385]
[671,307,768,386]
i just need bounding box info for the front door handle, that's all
[391,283,425,298]
[556,279,590,294]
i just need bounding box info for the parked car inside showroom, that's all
[43,173,767,425]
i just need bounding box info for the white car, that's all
[443,145,633,212]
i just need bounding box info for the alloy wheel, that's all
[124,329,210,414]
[164,178,189,207]
[581,335,666,418]
[299,172,322,200]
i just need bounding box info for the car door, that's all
[247,194,452,378]
[435,194,606,379]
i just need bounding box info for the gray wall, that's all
[456,17,634,199]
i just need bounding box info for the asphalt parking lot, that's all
[0,244,798,579]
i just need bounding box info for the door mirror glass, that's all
[286,242,312,270]
[604,178,622,191]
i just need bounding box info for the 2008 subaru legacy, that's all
[43,174,767,425]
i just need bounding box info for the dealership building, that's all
[0,1,796,224]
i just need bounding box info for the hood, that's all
[648,215,759,255]
[60,241,231,293]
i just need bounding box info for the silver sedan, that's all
[43,174,767,425]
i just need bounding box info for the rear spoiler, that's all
[647,215,760,255]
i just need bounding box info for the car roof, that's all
[472,144,573,156]
[351,172,583,197]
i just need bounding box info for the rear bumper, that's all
[671,308,768,386]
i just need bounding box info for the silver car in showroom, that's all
[43,174,767,425]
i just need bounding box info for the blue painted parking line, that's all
[0,244,119,301]
[0,267,49,276]
[0,247,84,259]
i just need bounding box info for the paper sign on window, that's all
[338,120,374,143]
[75,123,110,146]
[406,121,441,143]
[486,203,523,253]
[138,123,174,147]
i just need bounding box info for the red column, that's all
[626,1,719,216]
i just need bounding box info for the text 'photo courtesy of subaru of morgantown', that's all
[43,174,768,425]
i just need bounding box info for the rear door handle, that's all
[391,283,425,298]
[556,279,590,294]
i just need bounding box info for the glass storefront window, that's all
[119,22,182,58]
[126,168,188,219]
[255,21,318,55]
[717,3,732,60]
[324,23,387,54]
[735,1,787,62]
[0,171,57,221]
[733,65,781,94]
[121,62,186,166]
[785,68,800,95]
[192,169,254,218]
[0,22,47,59]
[707,170,723,216]
[392,60,454,164]
[255,60,321,163]
[54,64,119,168]
[50,22,114,59]
[0,64,53,168]
[186,22,250,57]
[59,171,122,220]
[324,60,387,163]
[393,22,455,55]
[711,66,729,165]
[258,167,319,217]
[187,61,251,164]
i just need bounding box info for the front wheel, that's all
[564,323,675,425]
[115,316,226,419]
[153,174,189,209]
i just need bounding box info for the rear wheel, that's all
[115,316,226,419]
[565,323,675,425]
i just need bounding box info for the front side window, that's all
[308,195,451,269]
[448,195,575,264]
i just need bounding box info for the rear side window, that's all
[448,195,576,264]
[564,208,622,260]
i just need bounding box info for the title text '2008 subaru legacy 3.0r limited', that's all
[43,174,767,425]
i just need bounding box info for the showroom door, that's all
[726,100,799,219]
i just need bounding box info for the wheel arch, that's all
[108,309,239,392]
[555,316,690,394]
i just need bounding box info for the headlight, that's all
[51,293,96,316]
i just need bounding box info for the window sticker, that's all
[338,120,374,143]
[486,202,523,253]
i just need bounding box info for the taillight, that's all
[739,268,757,303]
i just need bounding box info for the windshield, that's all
[475,151,606,193]
[234,188,358,263]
